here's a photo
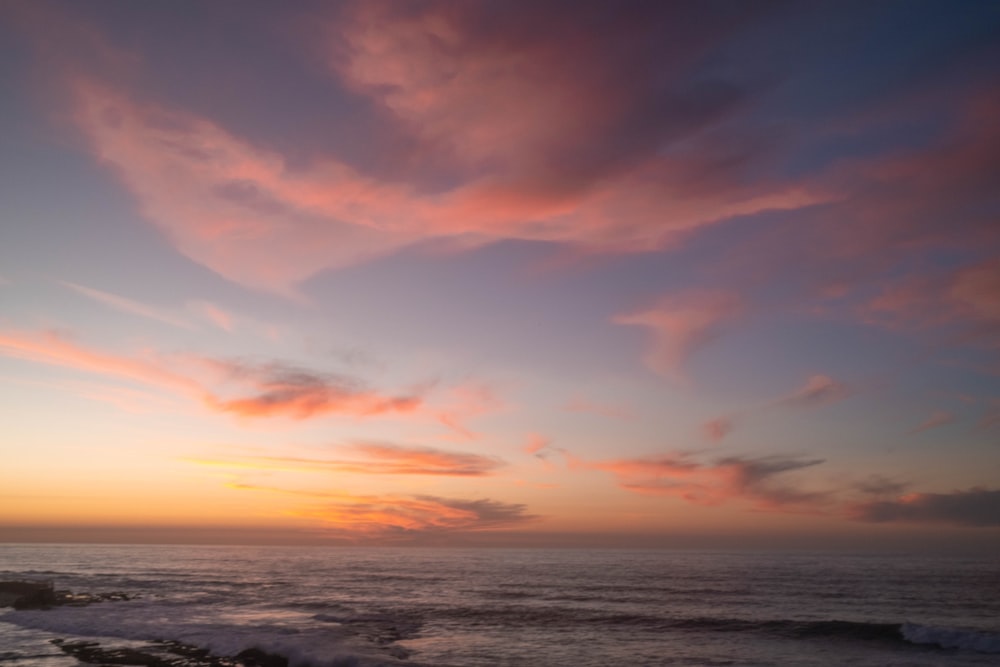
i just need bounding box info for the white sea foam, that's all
[902,622,1000,654]
[1,602,406,667]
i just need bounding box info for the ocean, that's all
[1,544,998,666]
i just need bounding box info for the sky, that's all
[1,0,998,551]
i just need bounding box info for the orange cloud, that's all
[300,494,536,539]
[590,453,826,510]
[0,329,202,398]
[433,381,506,439]
[613,290,744,377]
[194,441,502,477]
[230,484,535,539]
[523,433,551,455]
[0,329,424,421]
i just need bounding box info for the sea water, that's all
[1,544,998,666]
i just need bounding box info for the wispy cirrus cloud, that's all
[907,410,956,435]
[12,0,828,297]
[193,441,502,477]
[0,329,203,398]
[702,374,852,441]
[521,433,570,471]
[188,300,235,332]
[0,328,424,421]
[773,374,853,409]
[433,381,506,440]
[613,290,745,378]
[703,416,735,442]
[866,258,1000,370]
[61,281,194,329]
[61,281,257,337]
[523,433,551,456]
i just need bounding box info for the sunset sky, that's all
[1,0,998,550]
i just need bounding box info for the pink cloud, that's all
[774,375,852,409]
[590,453,826,509]
[523,433,551,455]
[11,2,826,297]
[0,329,425,421]
[613,290,744,377]
[61,281,193,329]
[864,258,1000,370]
[907,410,956,435]
[432,381,506,439]
[979,400,1000,431]
[0,329,203,399]
[191,301,235,332]
[345,441,502,476]
[703,417,734,442]
[70,79,420,296]
[67,75,824,296]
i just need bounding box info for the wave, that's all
[666,617,1000,653]
[902,622,1000,654]
[666,617,904,641]
[6,596,1000,667]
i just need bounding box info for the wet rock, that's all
[234,648,289,667]
[0,580,57,609]
[1,580,134,609]
[52,640,175,667]
[53,639,243,667]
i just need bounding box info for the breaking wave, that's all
[902,622,1000,654]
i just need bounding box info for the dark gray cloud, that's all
[853,488,1000,527]
[416,496,537,528]
[854,475,909,497]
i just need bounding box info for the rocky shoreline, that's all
[0,580,133,609]
[2,581,292,667]
[52,639,291,667]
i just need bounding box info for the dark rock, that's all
[0,580,57,609]
[53,640,176,667]
[1,581,134,609]
[235,648,289,667]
